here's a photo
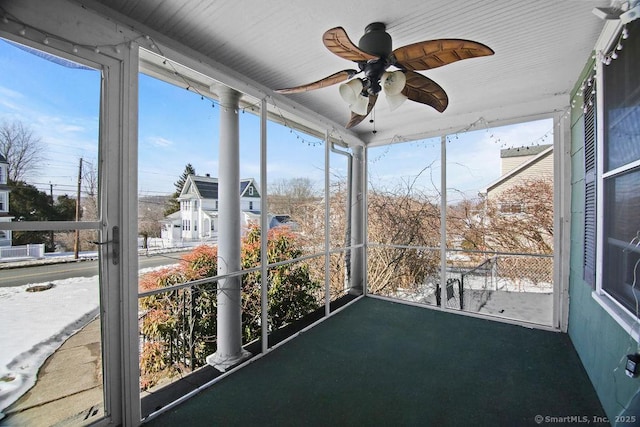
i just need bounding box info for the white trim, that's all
[259,99,268,354]
[603,158,640,179]
[556,112,572,332]
[440,135,448,312]
[324,130,331,316]
[592,291,640,342]
[592,19,640,337]
[0,221,101,231]
[363,147,369,297]
[119,42,142,427]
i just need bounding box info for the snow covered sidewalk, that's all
[0,276,100,419]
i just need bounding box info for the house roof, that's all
[485,145,553,193]
[501,144,552,159]
[159,210,181,224]
[180,175,259,200]
[84,0,610,147]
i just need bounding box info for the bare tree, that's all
[268,177,321,222]
[366,183,441,295]
[484,177,554,254]
[0,120,44,182]
[139,196,167,248]
[451,177,554,255]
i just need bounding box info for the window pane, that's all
[604,20,640,172]
[603,167,640,312]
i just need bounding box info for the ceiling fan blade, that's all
[323,27,379,62]
[346,94,378,129]
[392,39,494,71]
[276,69,358,94]
[402,71,448,113]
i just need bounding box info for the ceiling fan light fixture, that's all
[382,71,406,95]
[339,78,364,105]
[278,23,494,128]
[386,92,408,112]
[358,22,392,57]
[350,94,370,116]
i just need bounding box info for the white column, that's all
[349,145,364,295]
[207,85,250,371]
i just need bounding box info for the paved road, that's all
[0,251,190,287]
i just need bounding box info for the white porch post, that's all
[349,145,365,295]
[207,85,250,371]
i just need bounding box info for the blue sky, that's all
[0,37,554,201]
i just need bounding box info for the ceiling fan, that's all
[276,23,494,129]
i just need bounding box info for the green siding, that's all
[568,97,640,421]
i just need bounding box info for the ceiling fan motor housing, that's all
[358,22,392,57]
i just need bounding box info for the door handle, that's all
[88,225,119,265]
[111,226,119,265]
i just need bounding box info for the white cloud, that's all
[147,136,174,148]
[0,85,23,101]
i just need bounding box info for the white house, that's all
[161,174,261,244]
[0,154,12,247]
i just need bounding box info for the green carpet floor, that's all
[144,297,606,426]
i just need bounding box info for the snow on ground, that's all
[0,264,176,418]
[394,274,553,326]
[0,276,100,415]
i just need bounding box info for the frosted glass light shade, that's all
[339,78,364,105]
[350,94,370,116]
[382,71,408,111]
[382,71,406,95]
[386,92,408,111]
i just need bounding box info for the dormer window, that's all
[248,186,253,196]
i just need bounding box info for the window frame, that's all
[591,20,640,341]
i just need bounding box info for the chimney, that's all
[206,173,210,177]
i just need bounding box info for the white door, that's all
[0,25,139,426]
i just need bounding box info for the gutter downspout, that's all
[330,143,355,293]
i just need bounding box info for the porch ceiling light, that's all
[381,71,408,111]
[339,78,369,116]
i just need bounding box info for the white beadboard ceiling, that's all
[89,0,611,146]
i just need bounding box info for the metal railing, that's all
[137,248,350,393]
[367,245,554,324]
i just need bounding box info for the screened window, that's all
[600,21,640,315]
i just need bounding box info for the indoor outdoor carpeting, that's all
[144,296,606,426]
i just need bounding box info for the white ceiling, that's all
[89,0,610,146]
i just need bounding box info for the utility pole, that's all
[74,158,83,259]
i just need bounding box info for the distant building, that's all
[485,144,553,213]
[0,154,13,247]
[161,174,261,244]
